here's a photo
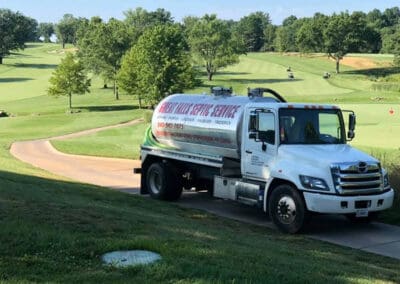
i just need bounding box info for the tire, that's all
[345,212,379,224]
[268,184,308,234]
[146,162,182,201]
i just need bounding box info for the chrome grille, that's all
[331,162,383,195]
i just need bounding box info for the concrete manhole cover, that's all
[102,250,161,268]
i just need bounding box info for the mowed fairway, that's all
[1,44,400,282]
[0,43,62,103]
[350,104,400,150]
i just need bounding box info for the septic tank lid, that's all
[101,250,161,268]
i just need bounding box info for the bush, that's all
[371,82,400,92]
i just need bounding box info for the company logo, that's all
[358,162,368,173]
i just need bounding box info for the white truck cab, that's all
[137,87,394,233]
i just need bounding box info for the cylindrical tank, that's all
[152,94,253,159]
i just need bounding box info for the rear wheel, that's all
[269,184,308,234]
[146,162,182,201]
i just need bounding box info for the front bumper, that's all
[304,189,394,214]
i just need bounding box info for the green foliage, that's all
[234,11,271,52]
[371,82,400,92]
[118,24,196,107]
[296,14,328,53]
[186,14,243,81]
[123,7,173,40]
[56,14,87,48]
[0,9,38,64]
[263,24,276,51]
[47,53,91,110]
[324,12,376,73]
[77,18,133,100]
[274,16,303,52]
[389,26,400,66]
[38,22,55,43]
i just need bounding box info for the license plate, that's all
[356,209,369,217]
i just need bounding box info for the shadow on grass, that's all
[219,78,303,84]
[0,77,33,83]
[25,44,42,48]
[342,67,400,77]
[9,52,33,58]
[217,71,251,76]
[14,63,58,69]
[76,105,138,112]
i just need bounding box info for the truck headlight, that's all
[383,172,390,189]
[299,175,329,191]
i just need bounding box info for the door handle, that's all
[245,150,252,154]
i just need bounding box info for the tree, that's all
[381,25,399,54]
[263,24,276,51]
[48,53,90,110]
[187,14,243,81]
[77,18,133,99]
[391,26,400,66]
[118,24,196,108]
[324,12,373,73]
[296,14,328,53]
[38,22,54,42]
[382,7,400,27]
[234,11,271,52]
[0,9,38,64]
[366,9,385,30]
[274,15,303,52]
[124,7,173,40]
[56,14,86,48]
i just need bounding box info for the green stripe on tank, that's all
[142,126,174,149]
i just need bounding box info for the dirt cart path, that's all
[10,120,142,193]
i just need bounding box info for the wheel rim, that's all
[276,195,297,225]
[148,169,162,194]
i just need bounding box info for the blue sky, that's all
[0,0,399,24]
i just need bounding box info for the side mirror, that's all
[347,114,356,139]
[259,130,275,145]
[249,131,257,140]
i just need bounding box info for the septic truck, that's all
[136,87,394,233]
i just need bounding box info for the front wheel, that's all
[268,184,308,234]
[146,162,182,201]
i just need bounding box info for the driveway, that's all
[10,120,400,261]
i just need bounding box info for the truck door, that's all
[242,109,277,181]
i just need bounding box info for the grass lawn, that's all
[52,122,150,159]
[0,43,63,103]
[0,44,400,282]
[2,170,400,283]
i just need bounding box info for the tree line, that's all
[1,7,400,108]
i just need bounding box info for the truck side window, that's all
[258,112,275,145]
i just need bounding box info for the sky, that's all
[0,0,399,24]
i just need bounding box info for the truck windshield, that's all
[279,108,345,145]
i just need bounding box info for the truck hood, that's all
[278,144,378,168]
